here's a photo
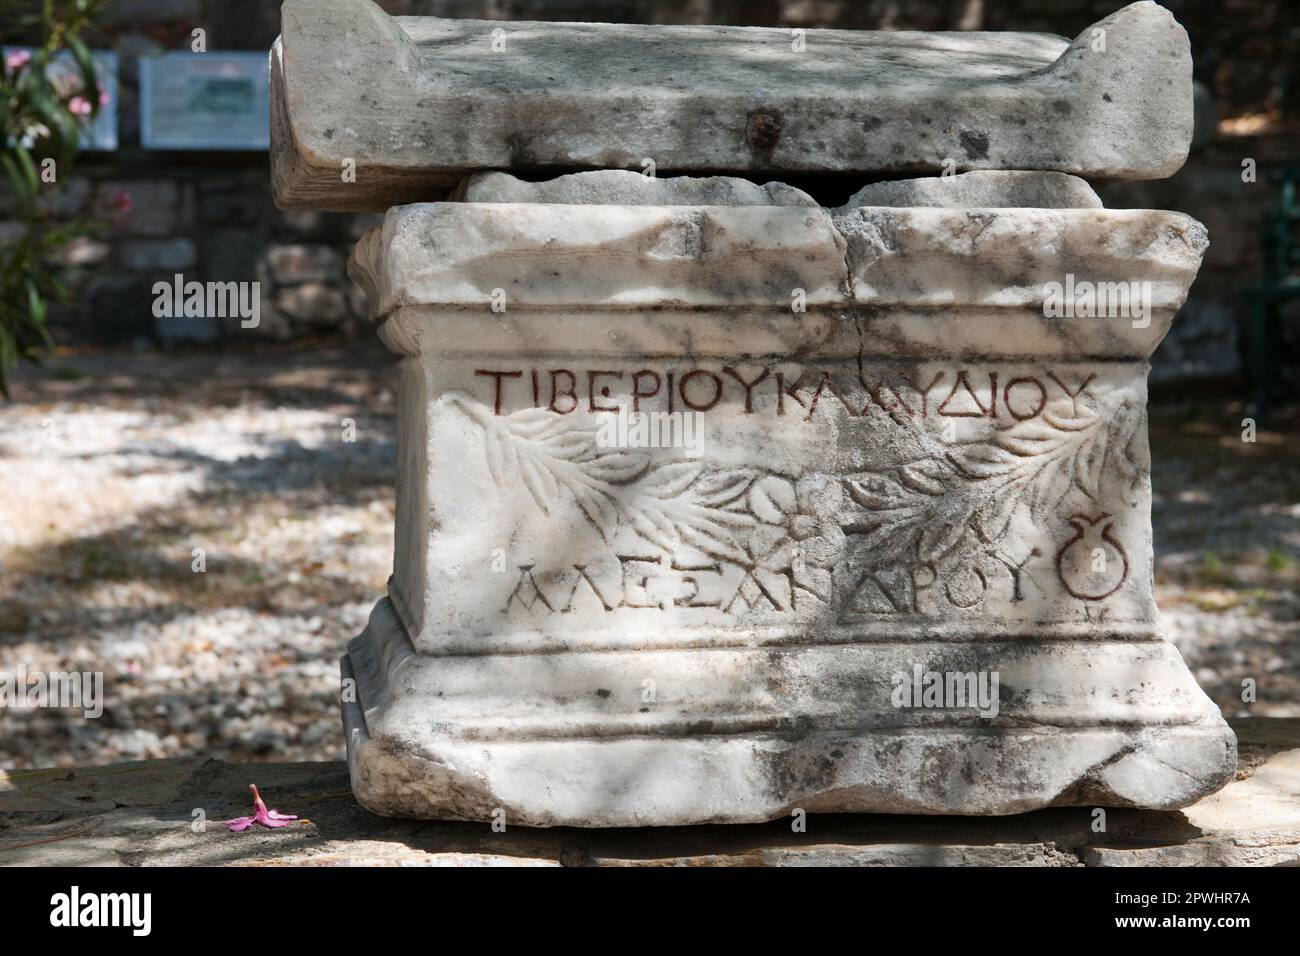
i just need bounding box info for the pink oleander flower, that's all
[224,784,299,832]
[5,49,32,73]
[67,95,92,117]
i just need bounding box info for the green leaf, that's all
[26,278,48,322]
[0,1,109,399]
[1,151,38,213]
[19,279,53,347]
[14,144,41,193]
[47,273,69,301]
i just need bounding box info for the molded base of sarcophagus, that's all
[341,598,1235,827]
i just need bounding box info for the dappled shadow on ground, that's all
[5,341,393,411]
[0,344,397,769]
[1148,402,1300,717]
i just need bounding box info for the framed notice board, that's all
[139,52,269,150]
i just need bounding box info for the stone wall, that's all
[4,0,1296,382]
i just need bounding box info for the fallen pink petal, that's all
[224,784,299,833]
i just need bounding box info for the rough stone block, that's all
[834,171,1102,212]
[453,170,818,207]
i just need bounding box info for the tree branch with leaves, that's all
[1,0,106,396]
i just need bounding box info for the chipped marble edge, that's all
[338,598,1237,827]
[345,203,1208,360]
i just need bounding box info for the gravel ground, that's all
[1149,400,1300,720]
[1,346,396,768]
[0,346,1296,769]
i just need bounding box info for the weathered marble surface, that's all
[272,0,1194,210]
[834,171,1102,212]
[453,170,818,207]
[339,196,1233,826]
[353,202,1205,357]
[6,718,1287,865]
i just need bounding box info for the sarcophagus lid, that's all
[271,0,1194,211]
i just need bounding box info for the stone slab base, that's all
[341,598,1235,827]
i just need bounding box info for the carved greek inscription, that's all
[472,367,1098,423]
[452,363,1146,620]
[503,553,815,619]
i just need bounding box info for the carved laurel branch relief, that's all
[842,380,1147,575]
[452,373,1147,614]
[449,394,810,571]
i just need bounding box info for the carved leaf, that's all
[519,455,558,513]
[1111,403,1146,502]
[679,517,751,565]
[582,450,648,482]
[495,406,560,439]
[1074,424,1108,501]
[750,523,793,563]
[694,471,757,508]
[917,509,970,562]
[846,474,914,511]
[483,425,506,485]
[748,477,797,524]
[626,503,681,551]
[1042,407,1098,433]
[569,482,621,543]
[900,459,948,496]
[845,513,921,564]
[972,487,1019,543]
[639,461,705,498]
[547,430,603,459]
[1030,454,1068,512]
[950,442,1019,479]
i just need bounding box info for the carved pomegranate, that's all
[1055,513,1128,600]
